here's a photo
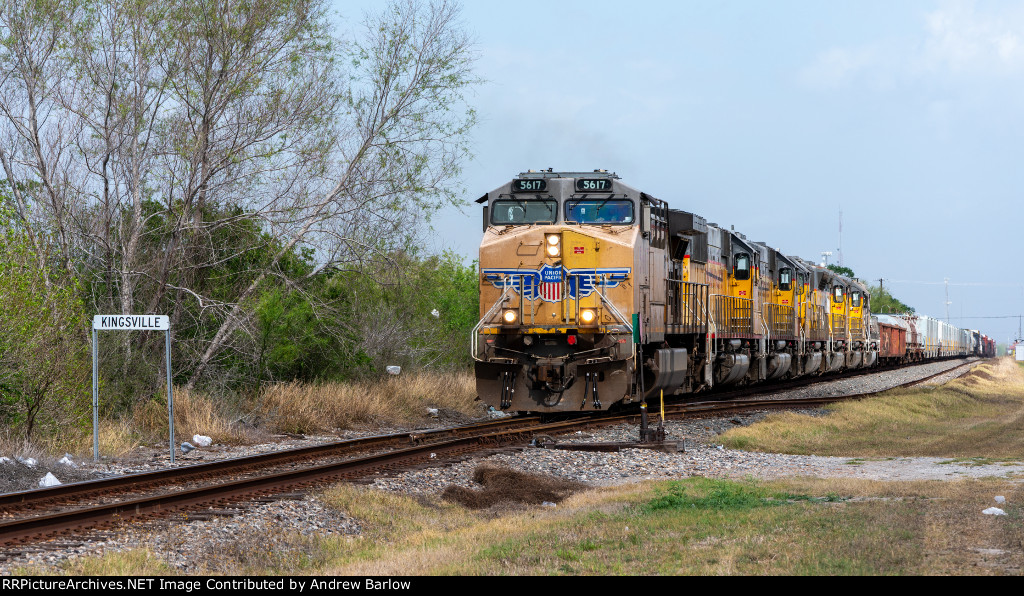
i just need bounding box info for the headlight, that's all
[502,309,518,324]
[580,309,596,324]
[545,234,560,257]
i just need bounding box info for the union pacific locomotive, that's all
[472,170,995,413]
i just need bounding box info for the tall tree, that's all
[868,285,915,314]
[0,206,89,441]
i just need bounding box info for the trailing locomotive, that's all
[472,170,993,413]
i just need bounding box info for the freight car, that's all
[472,170,984,413]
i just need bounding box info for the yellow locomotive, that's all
[472,170,885,413]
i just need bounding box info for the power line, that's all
[888,280,1024,288]
[946,315,1024,319]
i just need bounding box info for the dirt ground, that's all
[0,456,102,494]
[441,465,588,509]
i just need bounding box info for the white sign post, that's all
[91,315,174,463]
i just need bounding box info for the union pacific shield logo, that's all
[539,267,562,301]
[482,265,630,303]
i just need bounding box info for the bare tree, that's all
[0,0,478,393]
[0,0,86,280]
[186,0,478,386]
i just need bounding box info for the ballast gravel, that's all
[3,357,1019,575]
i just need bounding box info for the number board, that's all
[511,179,547,192]
[575,178,613,192]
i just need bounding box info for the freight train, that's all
[472,170,997,413]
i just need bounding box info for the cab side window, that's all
[779,267,792,291]
[833,285,845,304]
[734,253,750,281]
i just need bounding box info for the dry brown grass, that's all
[0,432,49,464]
[57,549,172,576]
[258,369,478,434]
[721,358,1024,458]
[41,369,477,457]
[131,387,264,446]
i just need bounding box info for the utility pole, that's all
[944,278,951,323]
[821,251,832,267]
[838,207,843,267]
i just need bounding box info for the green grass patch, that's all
[639,477,828,513]
[846,457,896,465]
[937,456,1024,467]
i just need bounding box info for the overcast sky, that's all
[334,0,1024,346]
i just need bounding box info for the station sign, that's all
[92,314,169,331]
[90,313,174,462]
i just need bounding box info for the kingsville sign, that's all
[92,314,169,331]
[91,314,175,463]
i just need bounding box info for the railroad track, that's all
[0,357,982,551]
[663,358,980,419]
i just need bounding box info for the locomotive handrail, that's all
[709,294,755,336]
[589,285,635,360]
[694,289,712,374]
[590,284,632,332]
[665,279,709,335]
[706,293,717,388]
[471,284,515,361]
[759,302,770,354]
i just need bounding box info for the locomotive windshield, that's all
[491,199,558,225]
[564,199,634,224]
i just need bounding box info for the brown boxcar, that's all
[875,314,908,362]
